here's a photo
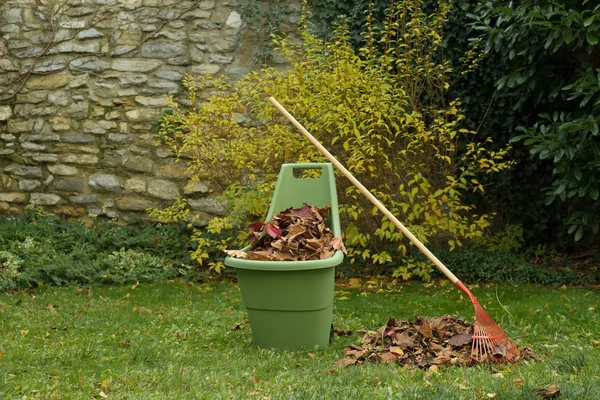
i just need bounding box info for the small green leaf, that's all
[583,15,596,27]
[574,225,584,242]
[586,32,599,45]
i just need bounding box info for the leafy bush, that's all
[429,247,595,286]
[471,1,600,243]
[0,213,195,292]
[156,1,512,280]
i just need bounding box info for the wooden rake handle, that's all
[269,96,460,284]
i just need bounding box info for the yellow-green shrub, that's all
[153,0,513,280]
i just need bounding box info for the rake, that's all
[269,96,520,363]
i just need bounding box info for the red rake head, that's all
[471,302,520,363]
[455,281,520,364]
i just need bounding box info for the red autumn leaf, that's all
[265,222,283,238]
[248,222,265,232]
[290,203,314,218]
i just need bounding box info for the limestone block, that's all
[30,193,62,205]
[60,20,86,29]
[154,30,188,41]
[3,164,43,178]
[89,173,122,193]
[147,80,179,92]
[1,134,16,141]
[0,193,27,203]
[0,106,13,121]
[77,28,104,39]
[0,59,19,72]
[122,155,154,173]
[195,20,221,30]
[181,9,212,20]
[70,57,110,72]
[226,11,242,28]
[25,74,69,90]
[58,154,99,165]
[49,116,71,131]
[54,177,84,192]
[134,96,170,107]
[209,33,239,52]
[208,54,234,64]
[82,121,108,134]
[111,58,163,72]
[61,134,95,144]
[184,181,209,195]
[29,154,59,163]
[100,154,122,168]
[125,108,161,122]
[116,196,158,211]
[67,102,88,118]
[158,164,188,179]
[147,179,180,200]
[168,20,186,29]
[188,196,227,216]
[48,164,79,176]
[7,120,34,133]
[190,64,220,76]
[119,74,148,86]
[55,143,100,154]
[20,134,61,142]
[15,91,47,104]
[107,134,134,143]
[48,91,70,106]
[106,111,122,120]
[68,194,98,204]
[18,179,41,192]
[155,147,173,158]
[22,142,46,151]
[155,70,184,81]
[33,60,66,74]
[3,9,23,24]
[112,45,137,56]
[124,177,146,193]
[199,0,216,10]
[141,41,187,59]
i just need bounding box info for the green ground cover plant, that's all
[1,213,594,291]
[0,212,195,292]
[1,281,598,399]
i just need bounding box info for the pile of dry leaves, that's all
[225,203,346,261]
[335,316,535,369]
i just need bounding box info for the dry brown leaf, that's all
[225,203,345,262]
[334,358,357,367]
[418,321,434,339]
[448,330,473,347]
[333,315,532,370]
[536,384,561,399]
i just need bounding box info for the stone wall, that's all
[0,0,296,224]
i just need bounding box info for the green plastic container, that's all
[224,163,344,350]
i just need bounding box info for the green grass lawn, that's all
[1,281,598,399]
